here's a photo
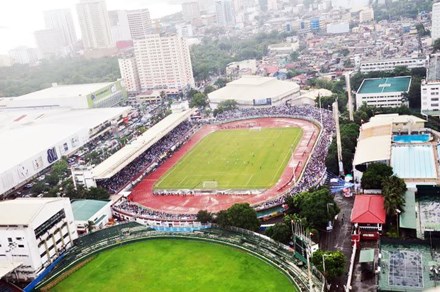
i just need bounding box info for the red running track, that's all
[129,118,319,214]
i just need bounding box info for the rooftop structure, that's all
[391,145,437,180]
[0,106,130,196]
[422,54,440,116]
[92,109,194,180]
[208,75,300,108]
[71,199,112,234]
[356,76,411,108]
[351,195,386,225]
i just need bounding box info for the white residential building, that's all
[127,9,151,40]
[76,0,114,49]
[359,7,374,23]
[182,2,201,22]
[432,2,440,41]
[8,47,39,65]
[131,35,195,91]
[108,10,132,42]
[34,29,65,58]
[216,0,236,26]
[422,54,440,115]
[118,56,141,93]
[359,58,427,73]
[43,9,77,48]
[0,198,78,281]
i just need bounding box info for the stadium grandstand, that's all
[34,223,324,292]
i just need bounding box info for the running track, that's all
[130,118,319,214]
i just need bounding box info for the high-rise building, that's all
[422,54,440,115]
[432,3,440,42]
[198,0,216,13]
[43,9,77,48]
[119,34,194,92]
[76,0,113,49]
[182,2,201,22]
[8,46,39,65]
[118,56,140,92]
[109,10,132,42]
[127,9,152,40]
[34,29,65,58]
[216,0,236,26]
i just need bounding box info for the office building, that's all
[355,76,411,108]
[0,198,78,281]
[216,0,236,26]
[421,54,440,115]
[182,2,201,22]
[34,29,65,58]
[127,9,152,40]
[76,0,113,49]
[109,10,132,42]
[8,46,39,65]
[432,2,440,41]
[120,35,194,91]
[118,56,141,92]
[43,9,77,48]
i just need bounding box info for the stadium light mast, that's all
[333,101,344,176]
[345,72,354,121]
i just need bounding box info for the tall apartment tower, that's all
[433,2,440,42]
[34,29,65,58]
[76,0,113,49]
[108,10,132,42]
[216,0,236,27]
[43,9,77,48]
[118,56,140,92]
[127,9,152,40]
[120,35,194,92]
[182,2,201,22]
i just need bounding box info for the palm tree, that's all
[382,175,406,216]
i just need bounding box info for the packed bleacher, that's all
[97,121,196,193]
[110,105,335,219]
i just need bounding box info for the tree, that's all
[312,250,346,281]
[203,85,216,95]
[196,210,213,223]
[189,92,209,108]
[433,38,440,53]
[289,188,339,229]
[214,78,228,88]
[215,203,260,231]
[382,175,406,216]
[265,222,291,244]
[51,159,69,177]
[213,99,238,116]
[290,51,300,62]
[85,187,110,200]
[360,163,393,189]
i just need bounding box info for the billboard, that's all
[86,80,126,108]
[253,98,272,106]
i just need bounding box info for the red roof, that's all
[351,195,386,224]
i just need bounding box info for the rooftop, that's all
[357,76,411,94]
[391,145,437,179]
[0,198,69,225]
[351,195,386,224]
[71,199,110,222]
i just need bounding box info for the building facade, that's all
[118,56,141,93]
[108,10,132,42]
[182,2,201,22]
[124,35,194,91]
[8,47,39,65]
[127,9,152,40]
[43,9,77,48]
[0,198,78,281]
[359,58,427,73]
[422,54,440,115]
[216,0,236,27]
[355,77,411,108]
[76,0,113,49]
[34,29,65,58]
[432,2,440,42]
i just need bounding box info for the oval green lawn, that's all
[52,239,297,292]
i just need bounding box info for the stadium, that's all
[33,223,324,292]
[86,105,335,225]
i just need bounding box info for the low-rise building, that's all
[355,76,411,108]
[0,198,78,281]
[351,194,386,237]
[359,58,426,73]
[71,199,112,235]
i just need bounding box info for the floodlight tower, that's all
[333,100,344,176]
[345,71,354,121]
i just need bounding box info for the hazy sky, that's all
[0,0,182,54]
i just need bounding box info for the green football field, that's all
[52,239,297,292]
[155,127,302,190]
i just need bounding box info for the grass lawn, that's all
[155,127,302,190]
[52,239,297,292]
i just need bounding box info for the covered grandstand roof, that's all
[92,109,194,179]
[351,195,386,224]
[208,75,300,104]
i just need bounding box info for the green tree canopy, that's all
[189,92,209,108]
[196,210,213,224]
[360,163,393,189]
[311,250,346,281]
[382,175,407,216]
[265,222,291,244]
[215,203,260,231]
